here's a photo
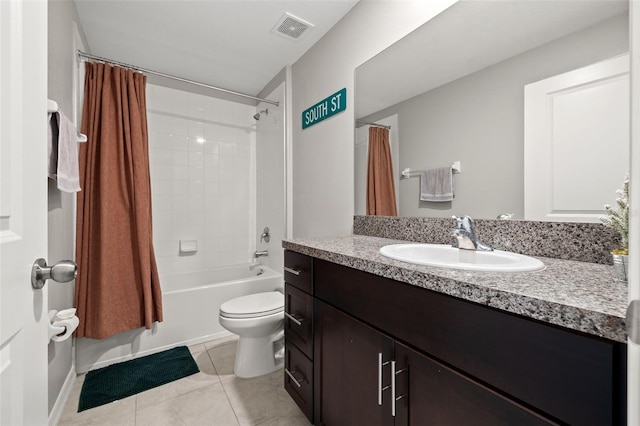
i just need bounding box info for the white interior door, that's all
[524,54,630,222]
[0,0,49,424]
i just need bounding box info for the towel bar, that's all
[401,161,461,180]
[47,98,87,142]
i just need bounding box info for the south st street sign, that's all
[302,88,346,129]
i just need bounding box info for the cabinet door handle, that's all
[284,311,304,326]
[378,353,390,406]
[284,266,300,276]
[391,361,397,416]
[391,363,407,417]
[285,368,306,388]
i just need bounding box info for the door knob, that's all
[31,258,78,289]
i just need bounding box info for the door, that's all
[0,0,49,424]
[314,300,394,426]
[393,342,556,426]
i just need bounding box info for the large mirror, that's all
[355,0,630,221]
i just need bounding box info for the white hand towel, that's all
[420,167,453,202]
[49,111,81,193]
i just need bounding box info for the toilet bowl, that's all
[219,291,284,378]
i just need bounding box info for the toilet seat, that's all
[220,291,284,319]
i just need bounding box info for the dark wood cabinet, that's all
[285,283,313,358]
[314,259,626,426]
[283,251,627,425]
[314,301,556,426]
[284,252,315,423]
[285,341,313,420]
[284,250,313,293]
[314,300,394,426]
[394,342,556,426]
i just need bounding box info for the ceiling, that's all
[73,0,359,98]
[356,0,629,118]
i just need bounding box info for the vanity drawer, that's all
[284,251,313,293]
[285,342,313,422]
[315,259,626,426]
[285,283,314,359]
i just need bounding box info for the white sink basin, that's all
[379,244,545,272]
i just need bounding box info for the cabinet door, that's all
[394,342,557,426]
[314,301,394,426]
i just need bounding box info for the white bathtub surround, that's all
[75,265,282,374]
[146,84,257,275]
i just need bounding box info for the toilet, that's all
[218,291,285,378]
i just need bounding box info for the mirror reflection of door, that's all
[524,54,629,222]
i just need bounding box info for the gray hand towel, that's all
[420,167,453,202]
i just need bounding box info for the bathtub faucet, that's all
[254,250,269,258]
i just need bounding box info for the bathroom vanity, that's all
[282,235,627,426]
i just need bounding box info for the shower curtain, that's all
[75,62,162,339]
[366,126,398,216]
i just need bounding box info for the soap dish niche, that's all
[179,240,198,255]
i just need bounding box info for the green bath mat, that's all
[78,346,200,412]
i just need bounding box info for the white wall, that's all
[146,84,257,274]
[291,0,457,237]
[47,0,88,418]
[255,83,286,270]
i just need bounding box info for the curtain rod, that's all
[77,51,279,107]
[356,121,391,129]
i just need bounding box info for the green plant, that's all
[601,174,629,255]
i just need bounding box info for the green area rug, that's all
[78,346,200,412]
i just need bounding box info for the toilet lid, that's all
[219,291,284,319]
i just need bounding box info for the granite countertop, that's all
[282,234,628,343]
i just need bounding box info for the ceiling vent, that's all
[272,12,314,41]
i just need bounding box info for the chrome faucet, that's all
[451,215,493,251]
[254,250,269,258]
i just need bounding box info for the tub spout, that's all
[254,250,269,258]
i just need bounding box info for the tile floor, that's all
[58,336,311,426]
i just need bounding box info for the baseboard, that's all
[48,365,76,426]
[75,330,234,374]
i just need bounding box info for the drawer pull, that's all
[285,368,306,388]
[285,311,305,326]
[284,266,301,276]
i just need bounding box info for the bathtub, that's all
[75,264,283,373]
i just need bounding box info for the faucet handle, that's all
[260,226,270,243]
[452,215,474,229]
